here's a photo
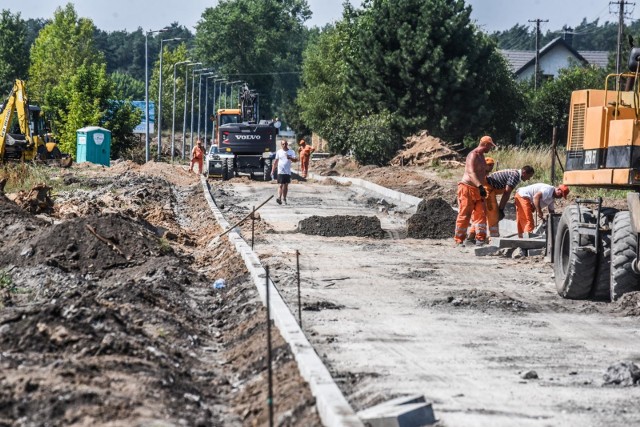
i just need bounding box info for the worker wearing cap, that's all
[298,139,315,179]
[189,138,205,175]
[454,135,496,247]
[468,157,495,242]
[515,183,569,238]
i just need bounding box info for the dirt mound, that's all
[1,212,167,276]
[390,130,462,167]
[427,289,531,312]
[407,198,457,239]
[0,197,48,247]
[612,291,640,316]
[298,215,386,238]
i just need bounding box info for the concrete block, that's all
[358,395,436,427]
[474,245,499,257]
[498,237,546,250]
[527,248,545,257]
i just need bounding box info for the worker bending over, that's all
[515,183,569,237]
[454,135,495,247]
[298,139,315,178]
[484,165,535,237]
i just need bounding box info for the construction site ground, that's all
[2,152,640,426]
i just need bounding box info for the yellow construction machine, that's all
[0,79,70,165]
[551,49,640,302]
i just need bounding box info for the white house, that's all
[501,37,610,81]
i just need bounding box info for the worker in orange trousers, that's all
[189,138,205,175]
[468,157,495,242]
[454,135,496,247]
[515,183,569,237]
[298,139,315,178]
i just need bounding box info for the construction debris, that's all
[298,215,386,238]
[390,130,462,167]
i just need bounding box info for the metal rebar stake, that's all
[251,205,255,250]
[265,265,274,427]
[296,250,302,326]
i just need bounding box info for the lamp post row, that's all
[146,37,248,162]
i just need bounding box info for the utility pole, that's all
[528,18,548,90]
[612,1,634,74]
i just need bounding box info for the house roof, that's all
[501,37,610,75]
[500,50,534,73]
[578,50,610,68]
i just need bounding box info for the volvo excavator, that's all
[551,47,640,302]
[0,79,70,165]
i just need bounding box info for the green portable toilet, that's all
[76,126,111,166]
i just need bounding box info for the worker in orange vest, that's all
[189,138,205,175]
[454,135,495,247]
[298,139,315,178]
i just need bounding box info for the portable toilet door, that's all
[76,126,111,166]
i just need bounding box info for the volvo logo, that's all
[235,135,261,140]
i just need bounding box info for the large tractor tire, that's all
[592,208,619,301]
[263,159,272,181]
[554,205,596,299]
[227,158,236,178]
[221,160,230,181]
[610,211,640,301]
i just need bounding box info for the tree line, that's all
[0,1,627,165]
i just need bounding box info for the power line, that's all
[225,71,302,76]
[528,18,549,90]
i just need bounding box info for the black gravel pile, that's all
[298,215,385,238]
[407,197,457,239]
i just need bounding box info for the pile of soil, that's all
[407,198,457,239]
[0,164,321,426]
[390,130,462,167]
[427,289,531,313]
[611,291,640,316]
[298,215,386,238]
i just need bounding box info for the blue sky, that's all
[1,1,631,33]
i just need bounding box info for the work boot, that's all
[455,241,465,248]
[283,198,287,205]
[475,239,486,247]
[276,198,282,205]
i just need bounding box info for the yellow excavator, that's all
[0,79,70,165]
[551,47,640,302]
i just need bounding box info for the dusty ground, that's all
[214,170,640,427]
[0,160,320,426]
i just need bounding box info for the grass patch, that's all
[1,163,53,193]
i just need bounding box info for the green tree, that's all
[29,4,139,159]
[298,0,524,164]
[57,61,111,155]
[297,23,351,152]
[111,71,144,99]
[520,64,607,146]
[195,0,311,120]
[0,10,29,93]
[28,4,102,105]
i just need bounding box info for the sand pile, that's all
[390,130,462,167]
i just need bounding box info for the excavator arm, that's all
[0,80,35,161]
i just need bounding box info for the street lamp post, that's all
[204,75,219,148]
[182,62,201,159]
[145,27,168,163]
[225,81,241,108]
[171,60,190,162]
[191,68,209,154]
[210,78,225,145]
[157,37,182,160]
[197,72,214,145]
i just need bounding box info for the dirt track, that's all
[216,175,640,427]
